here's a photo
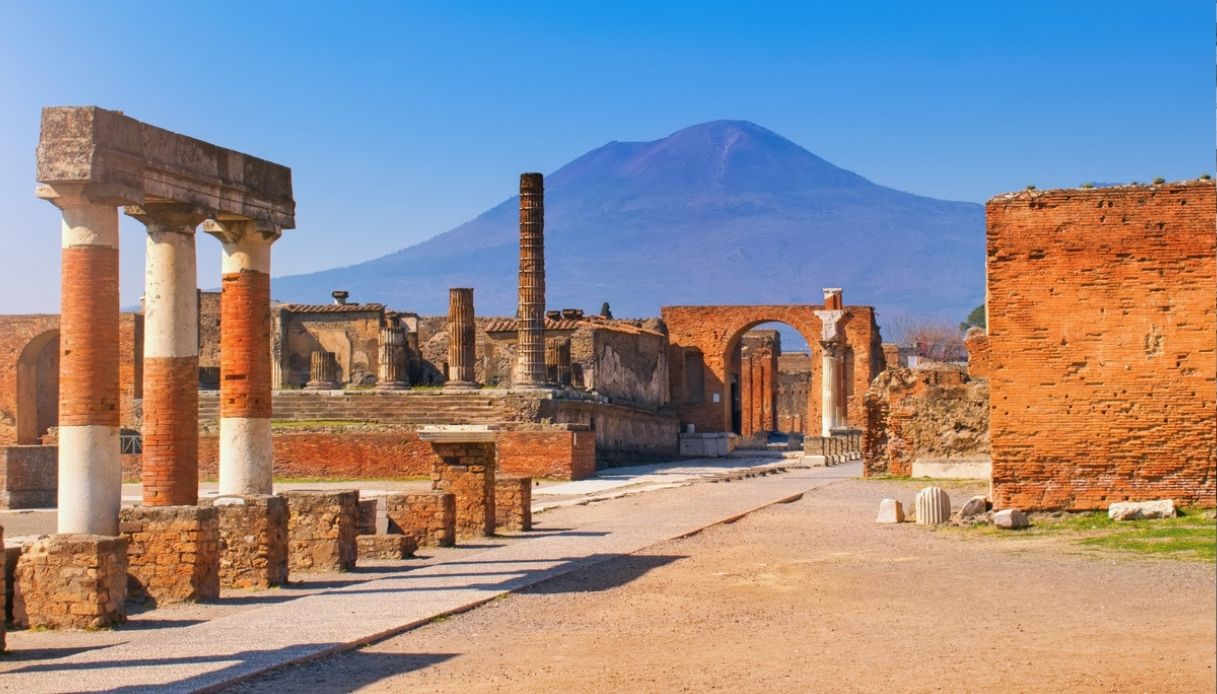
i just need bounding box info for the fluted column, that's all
[376,324,409,390]
[205,221,277,495]
[42,184,122,535]
[126,203,206,506]
[515,173,548,388]
[445,288,478,390]
[305,351,339,390]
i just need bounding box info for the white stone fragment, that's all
[993,508,1029,529]
[915,487,951,525]
[959,495,989,519]
[876,498,905,523]
[1108,500,1176,521]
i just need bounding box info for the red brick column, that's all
[205,221,277,495]
[515,173,549,387]
[126,203,205,506]
[44,186,122,535]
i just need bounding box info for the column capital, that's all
[819,340,845,358]
[124,201,209,232]
[202,218,281,245]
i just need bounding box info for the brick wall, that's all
[987,181,1216,510]
[776,353,811,433]
[964,329,990,380]
[498,429,596,480]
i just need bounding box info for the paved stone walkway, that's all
[0,462,856,693]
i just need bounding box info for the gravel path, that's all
[229,477,1217,693]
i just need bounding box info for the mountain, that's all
[272,121,984,325]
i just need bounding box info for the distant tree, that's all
[959,304,985,331]
[884,315,968,363]
[599,302,613,319]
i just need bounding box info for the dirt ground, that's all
[230,477,1217,693]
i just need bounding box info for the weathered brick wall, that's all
[662,304,884,437]
[494,475,532,531]
[1,445,57,508]
[541,399,679,465]
[497,429,596,480]
[200,494,288,589]
[284,490,358,572]
[429,441,495,539]
[964,329,990,380]
[987,182,1216,510]
[862,367,989,477]
[776,352,811,433]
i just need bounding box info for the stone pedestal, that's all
[357,534,418,560]
[1,445,57,509]
[305,351,340,390]
[495,476,533,531]
[284,490,358,572]
[119,506,220,605]
[200,495,288,589]
[420,429,497,540]
[385,491,456,548]
[13,534,127,629]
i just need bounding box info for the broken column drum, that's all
[445,288,478,389]
[305,350,340,390]
[515,173,549,387]
[376,325,409,389]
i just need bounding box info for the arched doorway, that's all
[729,321,813,444]
[16,329,59,444]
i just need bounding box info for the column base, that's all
[442,381,480,391]
[201,495,289,589]
[119,506,220,605]
[13,534,127,629]
[374,381,410,392]
[385,491,455,547]
[494,476,533,532]
[303,380,341,391]
[357,534,418,560]
[284,490,358,572]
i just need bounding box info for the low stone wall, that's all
[284,491,358,572]
[200,495,289,589]
[863,367,990,477]
[14,534,127,629]
[1,445,56,509]
[385,491,455,548]
[542,399,680,466]
[119,506,220,605]
[497,429,595,480]
[494,476,532,532]
[357,534,417,560]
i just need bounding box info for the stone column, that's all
[205,221,277,495]
[814,288,847,438]
[126,203,206,506]
[305,351,339,390]
[515,173,548,388]
[376,324,409,390]
[43,185,122,535]
[445,287,478,390]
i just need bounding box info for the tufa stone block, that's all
[357,534,418,561]
[119,505,220,605]
[385,491,456,548]
[13,534,127,629]
[993,509,1030,530]
[200,495,289,589]
[494,476,532,532]
[875,498,905,523]
[1108,500,1176,521]
[284,490,358,572]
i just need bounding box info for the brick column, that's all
[126,203,206,506]
[445,288,478,390]
[515,173,549,388]
[205,221,277,495]
[43,185,122,535]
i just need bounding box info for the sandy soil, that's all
[229,477,1217,693]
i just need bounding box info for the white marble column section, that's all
[205,221,277,495]
[814,306,847,437]
[49,186,122,535]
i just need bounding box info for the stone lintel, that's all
[418,426,500,444]
[36,106,295,230]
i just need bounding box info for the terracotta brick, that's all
[494,476,532,531]
[986,182,1216,510]
[141,356,199,506]
[220,270,272,419]
[60,246,120,427]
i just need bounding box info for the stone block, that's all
[994,509,1030,529]
[1108,500,1176,521]
[200,495,289,589]
[959,495,990,519]
[1,445,57,509]
[4,540,23,626]
[357,498,379,536]
[875,498,905,523]
[385,491,455,548]
[495,476,533,532]
[119,505,220,605]
[284,490,358,572]
[430,442,496,540]
[357,534,418,560]
[13,534,127,629]
[915,487,951,525]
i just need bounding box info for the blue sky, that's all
[1,1,1211,313]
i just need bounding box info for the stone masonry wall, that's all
[14,534,128,629]
[494,476,532,531]
[200,494,289,589]
[119,506,220,605]
[430,442,496,540]
[986,182,1216,510]
[385,491,456,547]
[284,491,359,572]
[863,367,989,477]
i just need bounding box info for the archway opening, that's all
[727,321,813,448]
[16,329,59,444]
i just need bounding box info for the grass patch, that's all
[960,509,1215,562]
[272,475,432,484]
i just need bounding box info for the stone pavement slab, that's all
[0,463,857,693]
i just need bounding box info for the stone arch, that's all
[662,304,883,436]
[16,329,60,444]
